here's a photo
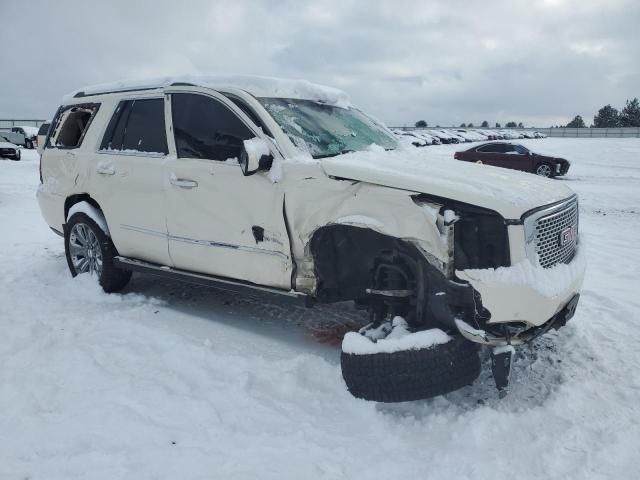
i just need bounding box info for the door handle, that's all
[96,163,115,175]
[170,173,198,189]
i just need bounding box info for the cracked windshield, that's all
[259,98,397,158]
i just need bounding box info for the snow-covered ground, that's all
[1,139,639,479]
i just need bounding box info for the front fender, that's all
[282,163,451,293]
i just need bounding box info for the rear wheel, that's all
[65,212,131,292]
[535,163,553,177]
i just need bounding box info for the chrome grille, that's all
[534,200,579,268]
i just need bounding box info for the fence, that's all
[389,126,640,138]
[523,127,640,138]
[0,119,47,129]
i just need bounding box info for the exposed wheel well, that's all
[309,224,422,304]
[309,224,477,330]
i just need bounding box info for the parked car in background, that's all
[426,130,454,144]
[0,139,21,160]
[392,130,429,147]
[413,130,441,145]
[454,142,570,177]
[36,123,50,155]
[11,126,39,148]
[0,129,26,147]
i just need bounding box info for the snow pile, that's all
[459,244,587,298]
[65,75,351,108]
[342,317,451,355]
[2,140,640,479]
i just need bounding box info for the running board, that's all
[114,256,309,305]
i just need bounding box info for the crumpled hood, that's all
[320,147,575,219]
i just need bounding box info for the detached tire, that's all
[341,335,481,402]
[65,212,131,293]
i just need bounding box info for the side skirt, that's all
[114,256,309,306]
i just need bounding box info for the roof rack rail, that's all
[73,85,166,98]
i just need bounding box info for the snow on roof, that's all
[65,75,352,108]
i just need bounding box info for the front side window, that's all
[513,145,529,155]
[48,104,99,149]
[171,93,255,161]
[259,98,397,158]
[100,98,168,154]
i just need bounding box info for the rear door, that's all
[473,143,505,165]
[90,96,171,265]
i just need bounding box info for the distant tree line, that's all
[414,98,640,129]
[413,120,525,128]
[565,98,640,128]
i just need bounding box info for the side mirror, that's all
[239,138,273,176]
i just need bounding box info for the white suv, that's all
[37,75,585,402]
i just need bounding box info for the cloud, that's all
[0,0,638,127]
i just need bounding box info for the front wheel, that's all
[65,212,131,292]
[341,322,481,402]
[535,163,553,177]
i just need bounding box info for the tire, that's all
[476,160,483,164]
[535,163,553,177]
[65,212,131,293]
[341,335,481,402]
[11,150,21,161]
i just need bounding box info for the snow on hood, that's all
[0,141,17,149]
[65,75,351,108]
[320,146,575,219]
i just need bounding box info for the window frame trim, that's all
[96,95,169,158]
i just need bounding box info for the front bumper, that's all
[455,293,580,346]
[454,242,585,345]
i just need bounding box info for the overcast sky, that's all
[1,0,638,127]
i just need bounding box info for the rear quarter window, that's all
[48,104,100,149]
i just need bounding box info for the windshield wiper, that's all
[314,149,355,159]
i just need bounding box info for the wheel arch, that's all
[64,194,110,237]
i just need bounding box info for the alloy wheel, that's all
[536,164,552,177]
[69,223,103,276]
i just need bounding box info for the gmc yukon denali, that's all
[37,75,585,402]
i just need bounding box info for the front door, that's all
[164,90,293,289]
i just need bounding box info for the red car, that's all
[453,142,570,177]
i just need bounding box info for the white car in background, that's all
[36,75,584,403]
[10,126,39,149]
[0,138,21,160]
[392,129,429,147]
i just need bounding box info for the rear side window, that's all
[477,144,502,153]
[171,93,254,161]
[100,98,168,154]
[48,104,99,149]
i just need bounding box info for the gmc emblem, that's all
[559,224,578,246]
